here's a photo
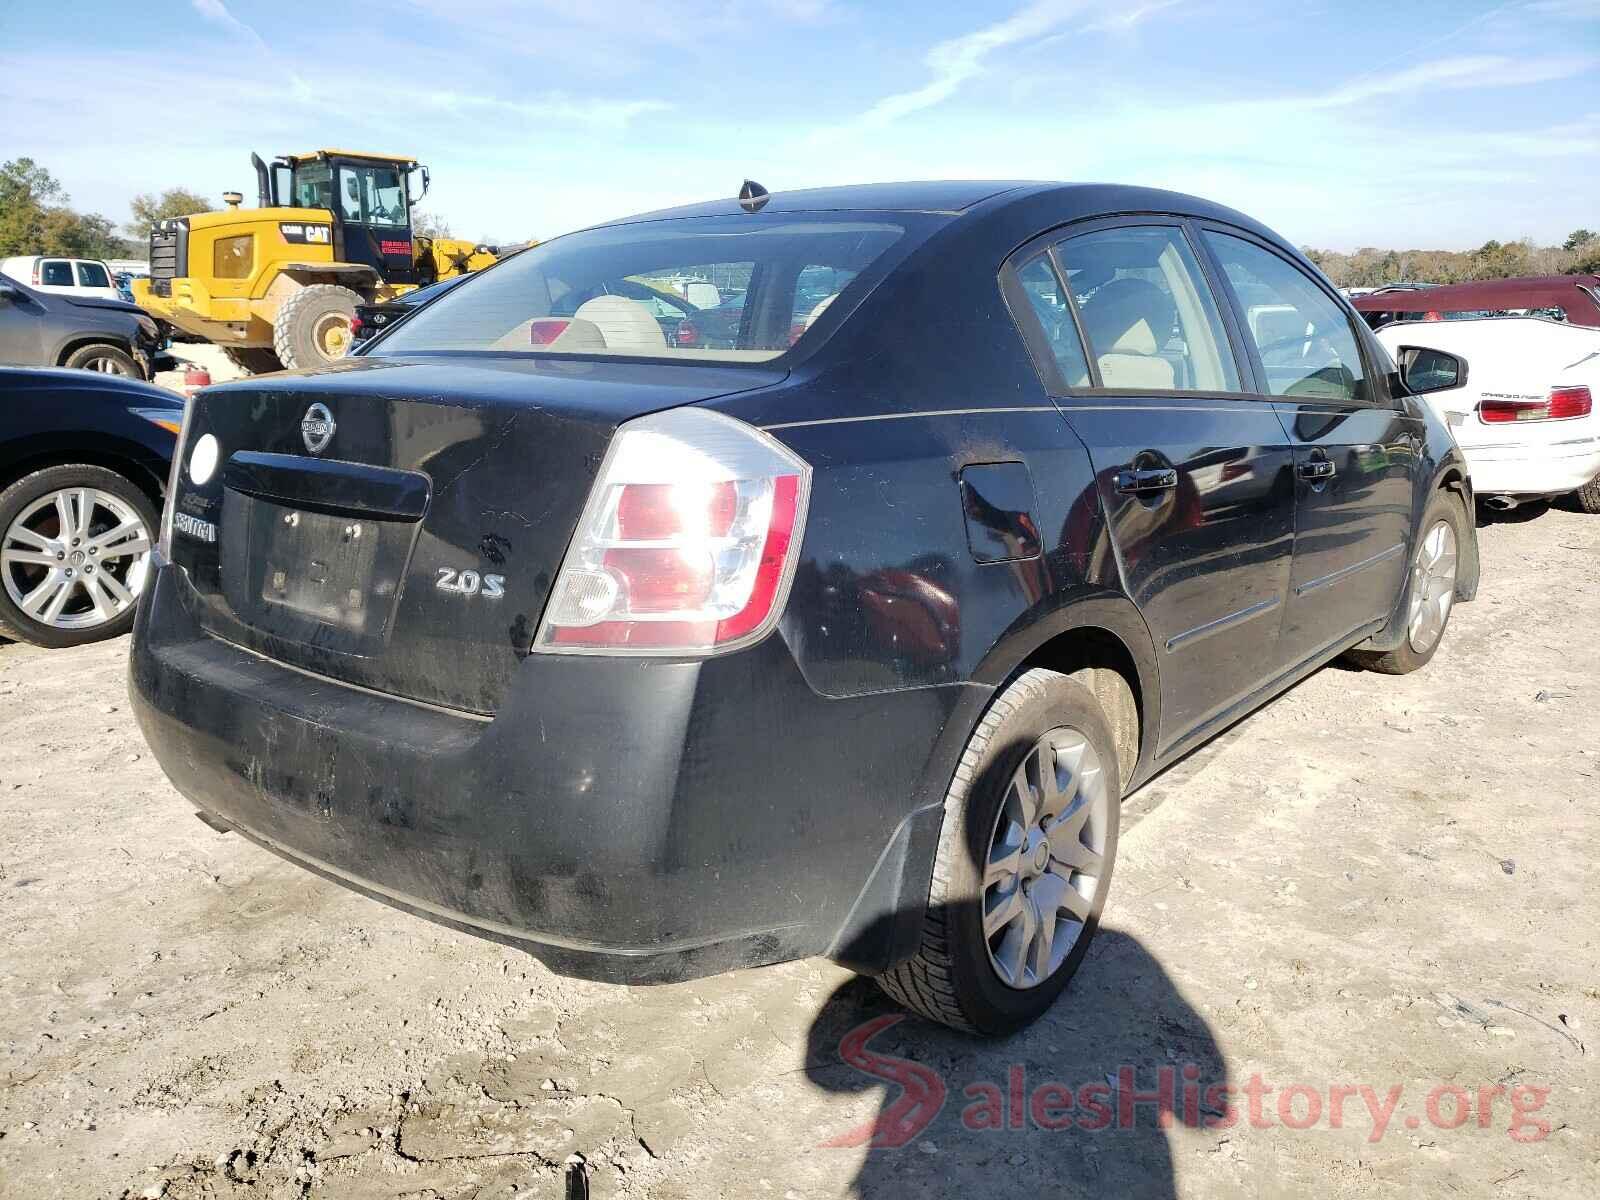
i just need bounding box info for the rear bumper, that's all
[129,559,970,982]
[1462,435,1600,497]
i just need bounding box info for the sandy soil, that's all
[0,505,1594,1199]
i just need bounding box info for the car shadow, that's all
[803,923,1226,1199]
[1474,499,1550,527]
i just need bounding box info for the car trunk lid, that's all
[166,355,785,712]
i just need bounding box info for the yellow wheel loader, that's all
[132,150,498,373]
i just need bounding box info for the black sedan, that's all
[130,182,1477,1034]
[1,368,182,647]
[350,275,469,345]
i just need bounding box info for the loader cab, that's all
[271,151,429,285]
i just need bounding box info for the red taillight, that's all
[31,262,40,284]
[535,408,811,656]
[1548,385,1593,420]
[349,315,364,334]
[675,320,698,347]
[1481,386,1593,423]
[528,317,571,346]
[1424,310,1442,321]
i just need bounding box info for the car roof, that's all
[1352,275,1600,312]
[602,181,1042,224]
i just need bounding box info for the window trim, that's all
[1193,222,1382,409]
[999,214,1262,402]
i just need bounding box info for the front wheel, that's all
[0,465,157,648]
[63,343,140,378]
[272,284,361,370]
[875,669,1121,1034]
[1347,490,1464,675]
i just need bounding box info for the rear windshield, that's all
[369,215,911,363]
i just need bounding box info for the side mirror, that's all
[1397,345,1467,395]
[0,282,18,303]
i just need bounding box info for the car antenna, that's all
[738,180,770,213]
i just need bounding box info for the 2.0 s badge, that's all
[436,568,505,599]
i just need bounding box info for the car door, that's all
[0,280,45,365]
[1006,220,1297,753]
[1198,230,1419,665]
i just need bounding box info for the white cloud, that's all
[856,1,1098,128]
[1311,53,1597,107]
[190,0,269,53]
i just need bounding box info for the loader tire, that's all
[272,284,361,370]
[222,347,283,376]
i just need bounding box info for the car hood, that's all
[64,295,150,316]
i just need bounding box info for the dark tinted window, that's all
[40,261,73,287]
[1056,227,1240,392]
[75,262,111,288]
[1205,233,1368,402]
[1014,254,1090,387]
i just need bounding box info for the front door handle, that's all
[1298,459,1336,482]
[1115,467,1179,495]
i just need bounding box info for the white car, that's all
[1376,317,1600,513]
[0,256,122,301]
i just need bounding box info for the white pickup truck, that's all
[1376,316,1600,513]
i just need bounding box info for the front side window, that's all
[292,162,333,211]
[40,261,73,287]
[1014,253,1091,387]
[1204,232,1368,402]
[75,262,111,288]
[338,165,408,228]
[373,217,912,363]
[1056,226,1241,392]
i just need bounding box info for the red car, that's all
[1353,274,1600,330]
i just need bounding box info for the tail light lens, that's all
[534,407,811,655]
[529,318,572,346]
[156,397,197,558]
[1480,385,1592,423]
[1548,385,1593,420]
[349,315,364,334]
[674,320,699,347]
[31,262,40,284]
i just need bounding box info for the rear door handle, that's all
[1298,460,1336,482]
[1115,467,1179,495]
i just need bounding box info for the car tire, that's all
[0,465,158,649]
[875,668,1121,1034]
[62,343,140,378]
[272,284,361,370]
[1347,489,1465,675]
[1574,475,1600,515]
[222,347,284,376]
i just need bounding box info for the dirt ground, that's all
[1,503,1594,1200]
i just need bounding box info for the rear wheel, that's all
[272,284,361,370]
[1347,490,1463,675]
[0,465,156,648]
[63,343,139,378]
[1574,474,1600,515]
[875,669,1120,1034]
[222,346,283,376]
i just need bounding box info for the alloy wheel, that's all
[84,352,136,375]
[982,727,1112,989]
[1,488,152,630]
[1407,519,1457,654]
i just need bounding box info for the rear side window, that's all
[40,261,73,286]
[1014,254,1091,387]
[1204,233,1369,402]
[373,216,911,363]
[75,262,111,288]
[1055,227,1241,392]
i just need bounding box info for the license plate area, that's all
[220,492,414,653]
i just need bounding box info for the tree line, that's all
[1303,231,1598,289]
[0,157,457,260]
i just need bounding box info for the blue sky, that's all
[1,0,1596,249]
